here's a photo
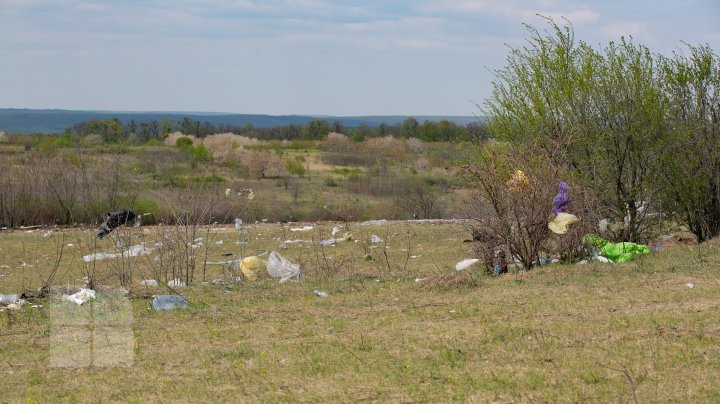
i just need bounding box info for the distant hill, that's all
[0,109,481,134]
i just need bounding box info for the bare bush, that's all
[463,144,602,270]
[202,133,258,162]
[322,132,353,152]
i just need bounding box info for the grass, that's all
[1,223,719,402]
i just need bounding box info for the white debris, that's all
[360,219,388,226]
[167,278,186,288]
[592,256,610,263]
[140,279,159,287]
[266,251,301,283]
[370,235,384,243]
[63,289,96,306]
[331,226,340,236]
[82,243,153,262]
[290,226,314,232]
[455,258,480,271]
[313,290,328,298]
[42,230,53,237]
[234,218,243,230]
[215,240,224,245]
[578,259,589,265]
[415,278,426,282]
[599,218,609,232]
[686,282,695,288]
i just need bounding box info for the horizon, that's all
[1,1,719,116]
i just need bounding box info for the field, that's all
[1,222,719,402]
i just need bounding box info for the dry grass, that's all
[1,222,719,402]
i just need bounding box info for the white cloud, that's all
[600,21,650,41]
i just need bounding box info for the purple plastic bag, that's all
[552,182,569,214]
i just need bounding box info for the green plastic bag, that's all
[582,234,650,263]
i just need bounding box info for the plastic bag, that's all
[455,258,479,271]
[266,251,301,283]
[241,256,267,282]
[583,234,650,263]
[548,212,580,234]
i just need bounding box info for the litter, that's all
[583,234,650,263]
[266,251,301,283]
[598,219,610,232]
[234,218,243,231]
[280,239,312,248]
[82,243,153,262]
[290,226,314,232]
[62,288,96,306]
[360,219,387,226]
[331,226,341,236]
[415,278,426,282]
[42,230,53,237]
[0,294,20,305]
[215,240,224,245]
[592,256,610,263]
[167,278,186,288]
[370,235,384,243]
[152,295,189,311]
[552,182,569,214]
[313,290,328,298]
[96,209,137,240]
[686,283,695,289]
[140,279,159,287]
[455,258,480,271]
[7,301,24,310]
[241,256,267,282]
[548,212,580,235]
[507,170,529,190]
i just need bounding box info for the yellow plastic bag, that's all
[548,212,580,235]
[241,256,267,282]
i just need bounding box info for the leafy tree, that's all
[657,44,720,241]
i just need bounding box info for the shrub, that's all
[463,144,602,270]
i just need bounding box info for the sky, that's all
[0,0,718,116]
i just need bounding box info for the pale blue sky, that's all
[1,0,718,116]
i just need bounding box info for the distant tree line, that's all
[68,116,490,143]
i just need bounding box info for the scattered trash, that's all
[82,243,153,262]
[42,230,53,237]
[140,279,159,287]
[370,235,384,243]
[331,226,341,236]
[578,259,589,265]
[290,226,314,232]
[507,170,529,190]
[0,294,20,305]
[598,218,610,232]
[415,278,426,282]
[152,295,189,311]
[686,283,695,289]
[234,218,243,231]
[320,238,337,246]
[96,209,137,240]
[592,256,610,263]
[266,251,301,283]
[552,182,569,214]
[455,258,480,271]
[583,234,650,263]
[313,290,328,298]
[280,239,312,248]
[7,301,24,310]
[360,219,388,226]
[241,256,267,281]
[549,212,580,235]
[410,255,420,259]
[167,278,186,288]
[63,288,96,306]
[215,240,224,245]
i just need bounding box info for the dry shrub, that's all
[406,137,424,154]
[464,143,602,270]
[322,132,353,152]
[0,131,8,143]
[366,136,407,160]
[246,151,287,179]
[202,133,258,162]
[164,131,196,147]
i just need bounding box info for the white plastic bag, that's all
[455,258,479,271]
[267,251,301,283]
